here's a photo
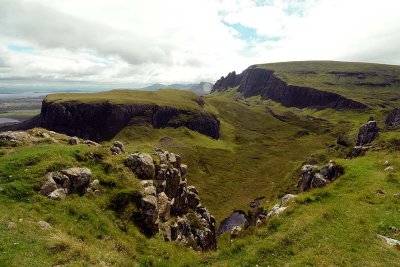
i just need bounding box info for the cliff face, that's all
[39,101,220,141]
[212,66,367,109]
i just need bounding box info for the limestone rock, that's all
[377,234,400,246]
[48,188,67,200]
[357,119,379,146]
[157,192,171,222]
[267,194,296,218]
[125,153,155,179]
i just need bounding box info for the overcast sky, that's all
[1,0,400,89]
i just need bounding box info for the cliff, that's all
[38,100,220,141]
[212,66,367,109]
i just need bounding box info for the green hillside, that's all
[257,61,400,108]
[1,61,400,266]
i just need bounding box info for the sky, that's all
[0,0,400,89]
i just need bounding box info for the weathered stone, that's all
[110,146,122,155]
[311,173,328,188]
[385,166,394,172]
[377,234,400,246]
[171,182,188,215]
[48,188,67,200]
[125,153,155,179]
[68,137,80,145]
[84,140,101,147]
[140,180,154,188]
[90,179,100,190]
[0,131,38,143]
[357,119,379,145]
[346,145,369,158]
[188,190,201,209]
[143,185,156,196]
[40,175,58,196]
[62,167,92,191]
[157,192,171,222]
[267,194,296,218]
[138,195,159,235]
[385,109,400,129]
[180,164,188,176]
[165,168,181,198]
[37,221,52,230]
[230,226,242,241]
[7,222,17,230]
[113,141,125,151]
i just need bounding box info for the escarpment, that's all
[37,100,220,141]
[212,66,367,109]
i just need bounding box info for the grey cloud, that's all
[0,0,174,66]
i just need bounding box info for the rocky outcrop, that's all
[212,66,367,110]
[37,100,220,141]
[126,149,217,251]
[40,167,95,200]
[357,118,379,145]
[298,161,344,191]
[385,109,400,129]
[110,141,125,155]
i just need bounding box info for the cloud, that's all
[0,0,399,88]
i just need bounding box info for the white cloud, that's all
[0,0,399,88]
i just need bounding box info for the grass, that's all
[44,89,204,111]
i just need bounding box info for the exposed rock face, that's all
[128,149,217,250]
[38,101,220,141]
[298,161,344,191]
[385,109,400,129]
[40,167,94,199]
[357,119,379,145]
[212,66,367,109]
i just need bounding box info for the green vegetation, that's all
[44,89,204,111]
[257,61,400,108]
[1,61,400,265]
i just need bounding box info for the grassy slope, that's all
[44,89,203,111]
[257,61,400,108]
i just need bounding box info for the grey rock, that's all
[40,175,58,196]
[62,167,92,191]
[357,119,379,145]
[37,221,52,230]
[157,192,171,222]
[125,153,155,179]
[230,226,242,241]
[48,188,67,200]
[68,137,80,145]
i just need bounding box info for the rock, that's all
[68,137,80,145]
[376,189,386,195]
[157,192,171,222]
[48,188,67,200]
[384,160,391,166]
[230,226,242,241]
[125,153,155,179]
[139,195,159,236]
[377,234,400,246]
[385,109,400,129]
[143,185,157,196]
[394,193,400,198]
[37,221,52,230]
[110,146,122,155]
[357,119,379,146]
[39,175,58,196]
[84,140,101,147]
[140,180,154,188]
[267,194,296,218]
[298,162,344,191]
[7,222,17,230]
[90,179,100,190]
[187,189,201,209]
[62,167,92,191]
[217,211,248,235]
[346,145,369,158]
[0,131,38,143]
[385,166,394,172]
[180,164,188,176]
[113,141,125,151]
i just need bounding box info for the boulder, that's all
[357,119,379,145]
[113,141,125,152]
[298,162,344,191]
[39,175,58,196]
[110,146,122,155]
[385,109,400,129]
[377,234,400,246]
[62,167,92,191]
[125,153,155,179]
[84,140,101,147]
[68,137,80,145]
[267,194,296,218]
[346,145,369,158]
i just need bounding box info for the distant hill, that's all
[143,81,213,95]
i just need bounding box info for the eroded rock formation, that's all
[125,149,217,250]
[357,118,379,145]
[212,66,367,109]
[298,161,344,191]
